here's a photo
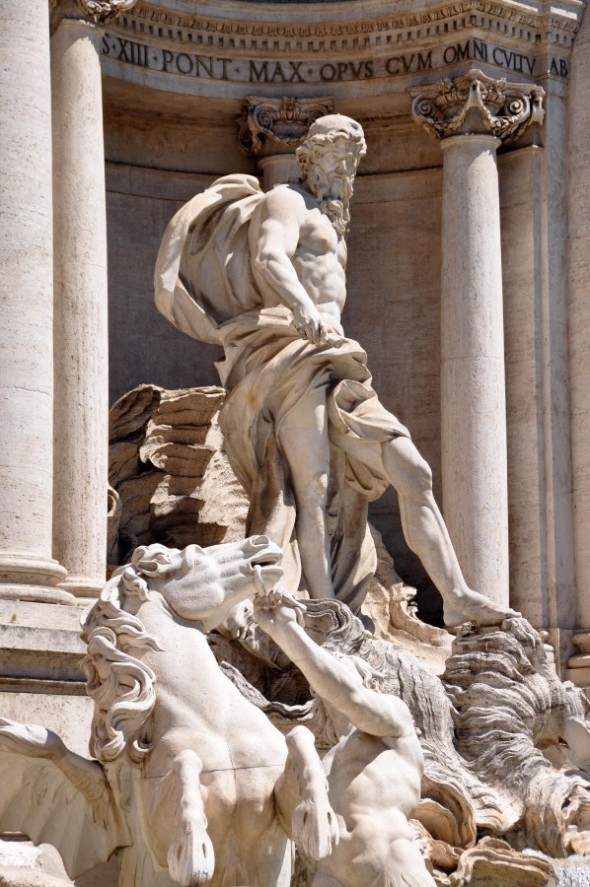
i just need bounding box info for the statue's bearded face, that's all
[305,139,360,205]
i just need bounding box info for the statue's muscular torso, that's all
[249,182,348,334]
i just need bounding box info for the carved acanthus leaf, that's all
[411,68,545,143]
[75,0,138,23]
[238,95,335,157]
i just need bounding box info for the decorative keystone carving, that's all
[75,0,138,23]
[238,96,335,157]
[411,69,545,143]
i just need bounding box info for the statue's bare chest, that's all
[298,208,340,260]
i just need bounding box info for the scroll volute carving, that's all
[411,68,545,143]
[238,95,335,157]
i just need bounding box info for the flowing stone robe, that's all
[155,174,409,612]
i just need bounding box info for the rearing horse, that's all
[0,536,338,887]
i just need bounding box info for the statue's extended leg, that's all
[381,436,516,628]
[278,389,334,600]
[165,749,215,887]
[274,725,340,860]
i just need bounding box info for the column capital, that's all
[411,69,545,144]
[238,95,335,158]
[51,0,138,24]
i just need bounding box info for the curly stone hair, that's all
[81,566,163,764]
[296,113,367,179]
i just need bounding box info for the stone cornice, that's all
[119,0,583,50]
[98,0,581,98]
[411,68,545,141]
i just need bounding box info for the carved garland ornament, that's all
[411,68,545,143]
[75,0,138,23]
[238,96,335,157]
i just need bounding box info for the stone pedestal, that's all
[51,12,110,597]
[412,70,544,604]
[0,0,68,602]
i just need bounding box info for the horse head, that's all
[128,534,283,631]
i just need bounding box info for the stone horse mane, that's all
[81,552,166,765]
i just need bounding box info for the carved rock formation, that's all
[213,599,590,884]
[108,385,248,569]
[108,385,590,884]
[108,385,449,662]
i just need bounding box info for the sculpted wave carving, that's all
[218,597,590,883]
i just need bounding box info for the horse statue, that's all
[0,536,339,887]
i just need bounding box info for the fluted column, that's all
[412,70,544,605]
[238,96,334,189]
[51,0,137,596]
[0,0,69,601]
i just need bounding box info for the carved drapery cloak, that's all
[155,174,409,612]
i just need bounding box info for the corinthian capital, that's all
[238,96,335,157]
[75,0,138,23]
[411,69,544,143]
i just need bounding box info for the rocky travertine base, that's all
[108,386,590,885]
[108,385,452,669]
[108,384,248,568]
[213,599,590,885]
[0,841,73,887]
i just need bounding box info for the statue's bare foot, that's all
[167,817,215,887]
[443,588,519,630]
[292,796,340,861]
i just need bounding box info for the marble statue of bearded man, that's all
[155,114,511,628]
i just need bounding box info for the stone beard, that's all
[304,162,354,237]
[318,197,349,237]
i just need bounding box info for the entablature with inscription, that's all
[97,0,584,104]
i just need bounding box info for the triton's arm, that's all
[254,591,415,739]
